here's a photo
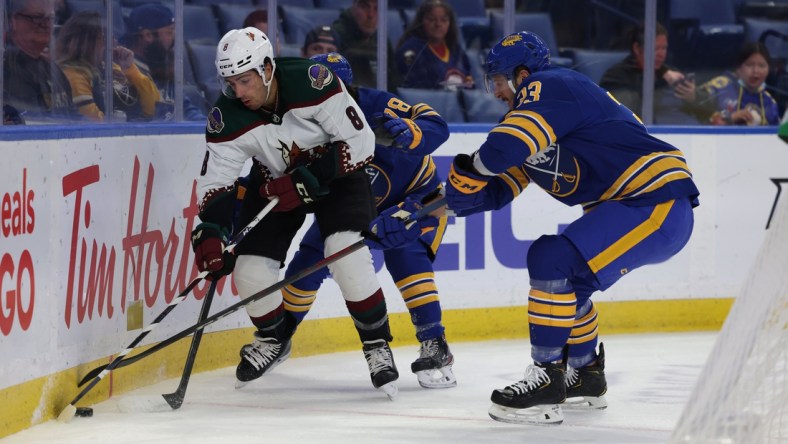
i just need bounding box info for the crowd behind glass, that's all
[2,0,786,126]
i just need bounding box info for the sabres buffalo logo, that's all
[308,64,333,90]
[525,144,580,196]
[207,107,225,133]
[502,34,522,46]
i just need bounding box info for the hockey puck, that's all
[75,407,93,417]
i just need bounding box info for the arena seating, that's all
[397,88,466,122]
[84,0,788,122]
[565,48,628,84]
[183,4,222,44]
[212,4,257,35]
[279,6,341,45]
[744,17,788,59]
[461,89,508,123]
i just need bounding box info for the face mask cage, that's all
[484,70,520,94]
[217,63,271,99]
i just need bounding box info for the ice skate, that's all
[564,343,608,410]
[488,361,567,425]
[235,331,292,388]
[411,335,457,389]
[363,339,399,400]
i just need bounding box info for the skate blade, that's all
[415,366,457,389]
[235,351,291,389]
[562,395,608,410]
[377,381,398,400]
[488,403,564,425]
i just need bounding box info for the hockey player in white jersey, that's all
[190,27,398,398]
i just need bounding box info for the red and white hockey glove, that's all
[260,166,328,212]
[191,223,235,280]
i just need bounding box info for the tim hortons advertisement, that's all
[1,130,786,388]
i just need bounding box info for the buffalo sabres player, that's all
[191,28,398,397]
[279,52,456,389]
[437,31,698,424]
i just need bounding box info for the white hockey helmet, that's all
[215,27,276,98]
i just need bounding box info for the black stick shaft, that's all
[66,198,278,405]
[162,279,217,409]
[64,274,206,407]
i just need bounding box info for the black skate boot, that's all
[411,335,457,389]
[363,339,399,400]
[235,330,292,388]
[564,343,608,410]
[488,361,567,425]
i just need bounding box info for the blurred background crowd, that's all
[2,0,787,125]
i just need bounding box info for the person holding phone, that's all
[600,22,699,124]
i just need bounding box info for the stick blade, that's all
[161,391,184,410]
[57,404,77,423]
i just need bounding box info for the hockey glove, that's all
[445,153,491,213]
[191,223,236,280]
[259,166,328,212]
[383,117,422,149]
[373,112,422,149]
[366,197,439,250]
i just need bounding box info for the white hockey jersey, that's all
[197,57,375,215]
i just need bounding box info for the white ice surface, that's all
[2,332,716,444]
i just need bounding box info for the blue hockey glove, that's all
[445,153,491,213]
[366,197,439,250]
[383,116,422,149]
[373,112,422,149]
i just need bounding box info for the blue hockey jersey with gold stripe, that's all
[475,67,700,212]
[356,86,449,209]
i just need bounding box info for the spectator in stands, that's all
[54,0,67,25]
[689,42,780,126]
[599,22,699,124]
[394,0,473,90]
[302,25,341,58]
[3,104,25,125]
[120,3,204,121]
[3,0,77,123]
[55,11,160,122]
[242,9,281,53]
[332,0,401,90]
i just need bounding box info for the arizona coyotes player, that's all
[191,27,398,398]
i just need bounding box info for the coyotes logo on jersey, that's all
[277,140,331,171]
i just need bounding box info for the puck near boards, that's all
[75,407,93,417]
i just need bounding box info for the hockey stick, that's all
[68,197,446,405]
[113,279,218,414]
[74,196,280,390]
[161,278,217,409]
[58,196,279,423]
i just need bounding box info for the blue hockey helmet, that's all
[310,52,353,86]
[485,31,550,92]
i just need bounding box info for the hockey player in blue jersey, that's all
[281,53,457,389]
[410,31,697,424]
